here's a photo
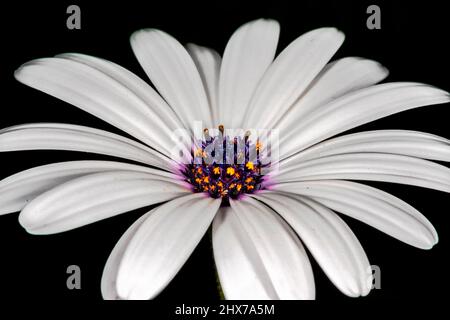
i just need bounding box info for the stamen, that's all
[182,126,268,202]
[203,128,210,141]
[256,140,263,151]
[245,130,251,142]
[226,167,235,176]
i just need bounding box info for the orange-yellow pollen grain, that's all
[195,148,203,157]
[213,167,220,175]
[226,167,235,176]
[246,161,254,170]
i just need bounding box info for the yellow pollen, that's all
[213,167,220,175]
[203,176,210,183]
[237,184,242,192]
[245,177,253,184]
[246,185,255,191]
[246,161,254,170]
[256,141,263,151]
[226,167,235,176]
[195,148,203,157]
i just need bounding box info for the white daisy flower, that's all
[1,19,449,300]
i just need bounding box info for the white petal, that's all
[116,194,220,300]
[218,19,280,128]
[279,83,450,159]
[253,192,372,297]
[101,208,152,300]
[14,57,174,156]
[57,53,185,131]
[131,29,212,129]
[187,44,222,125]
[274,57,388,130]
[213,199,315,300]
[274,153,450,193]
[288,130,450,163]
[0,160,177,215]
[19,170,189,234]
[271,180,438,249]
[0,123,171,168]
[244,28,345,129]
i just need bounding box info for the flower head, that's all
[0,19,449,300]
[184,125,266,201]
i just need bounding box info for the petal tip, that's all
[18,206,46,234]
[130,28,164,44]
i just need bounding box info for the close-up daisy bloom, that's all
[0,17,449,301]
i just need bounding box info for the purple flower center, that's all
[182,126,267,203]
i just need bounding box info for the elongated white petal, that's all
[116,194,220,300]
[55,53,192,161]
[0,123,171,168]
[253,192,371,297]
[274,57,388,130]
[131,29,212,129]
[280,83,450,159]
[187,44,221,125]
[288,130,450,163]
[19,171,189,234]
[0,160,177,215]
[56,53,185,131]
[101,208,153,300]
[245,28,345,129]
[218,19,280,128]
[274,153,450,193]
[213,199,315,300]
[14,57,175,156]
[271,180,438,249]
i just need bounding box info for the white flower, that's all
[1,19,449,300]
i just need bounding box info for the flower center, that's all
[182,126,267,203]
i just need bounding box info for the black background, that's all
[0,0,449,315]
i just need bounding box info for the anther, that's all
[245,130,251,142]
[218,125,224,135]
[203,128,210,141]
